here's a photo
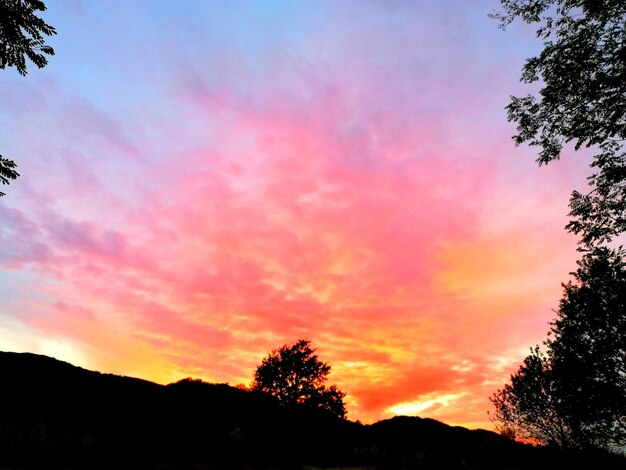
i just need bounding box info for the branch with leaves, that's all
[0,0,56,75]
[492,0,626,247]
[0,155,19,197]
[0,0,56,197]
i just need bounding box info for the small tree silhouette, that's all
[252,339,346,419]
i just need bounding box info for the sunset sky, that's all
[0,0,593,429]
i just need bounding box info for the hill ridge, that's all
[0,350,623,469]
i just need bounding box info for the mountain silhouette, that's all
[0,351,623,469]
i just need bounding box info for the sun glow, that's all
[37,339,90,370]
[386,392,466,416]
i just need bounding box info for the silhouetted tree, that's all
[491,248,626,451]
[1,0,56,75]
[0,155,19,197]
[549,248,626,449]
[491,1,626,246]
[0,0,56,196]
[490,346,570,447]
[252,339,347,419]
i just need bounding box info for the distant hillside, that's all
[0,351,623,469]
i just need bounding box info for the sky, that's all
[0,0,594,429]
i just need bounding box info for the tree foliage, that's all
[252,339,347,419]
[492,1,626,246]
[0,0,56,197]
[491,248,626,450]
[0,155,19,197]
[0,0,56,75]
[490,347,569,447]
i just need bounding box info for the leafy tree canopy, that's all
[491,1,626,246]
[490,346,567,447]
[0,155,19,197]
[0,0,56,75]
[252,339,347,419]
[491,248,626,451]
[0,0,56,197]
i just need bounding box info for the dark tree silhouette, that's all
[491,1,626,246]
[0,0,56,75]
[490,346,569,447]
[491,248,626,451]
[0,155,19,197]
[549,248,626,449]
[0,0,56,197]
[252,339,347,419]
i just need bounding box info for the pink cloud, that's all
[14,75,576,424]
